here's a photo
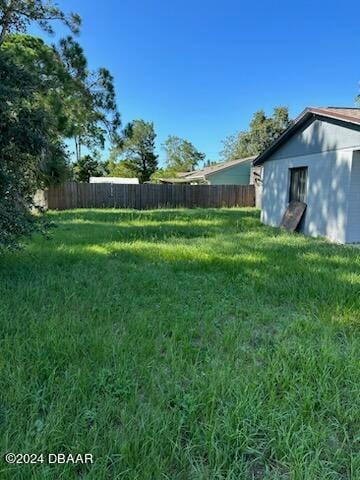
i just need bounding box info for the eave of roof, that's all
[254,107,360,166]
[159,178,192,184]
[158,177,206,184]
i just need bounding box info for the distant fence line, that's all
[42,182,255,210]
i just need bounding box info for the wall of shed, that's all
[345,150,360,243]
[261,149,353,243]
[206,161,251,185]
[271,119,360,160]
[260,117,360,243]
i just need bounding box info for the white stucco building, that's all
[254,107,360,244]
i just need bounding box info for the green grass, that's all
[0,208,359,479]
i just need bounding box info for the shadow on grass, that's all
[2,208,360,325]
[42,208,265,245]
[48,207,260,223]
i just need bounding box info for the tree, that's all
[0,46,68,249]
[4,34,121,164]
[163,135,205,172]
[37,143,71,187]
[3,35,71,135]
[150,168,176,183]
[221,107,291,162]
[0,0,81,45]
[0,0,81,250]
[105,158,136,178]
[56,36,121,162]
[72,155,105,183]
[112,120,158,183]
[204,159,217,167]
[2,35,72,184]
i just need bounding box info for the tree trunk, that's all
[74,136,82,162]
[74,138,79,163]
[0,26,7,46]
[141,153,147,183]
[0,1,14,47]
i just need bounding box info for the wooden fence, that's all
[43,182,255,210]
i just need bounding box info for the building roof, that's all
[158,177,204,184]
[254,107,360,166]
[309,107,360,124]
[89,176,139,184]
[182,156,256,180]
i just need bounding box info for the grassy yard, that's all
[0,208,359,480]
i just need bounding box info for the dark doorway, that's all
[289,167,308,203]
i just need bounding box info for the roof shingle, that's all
[303,107,360,125]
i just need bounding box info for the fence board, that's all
[46,182,255,210]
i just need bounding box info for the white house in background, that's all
[159,156,256,185]
[254,107,360,244]
[89,177,139,184]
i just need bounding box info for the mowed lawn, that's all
[0,208,359,480]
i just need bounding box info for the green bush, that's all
[0,48,66,250]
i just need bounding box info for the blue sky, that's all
[32,0,360,166]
